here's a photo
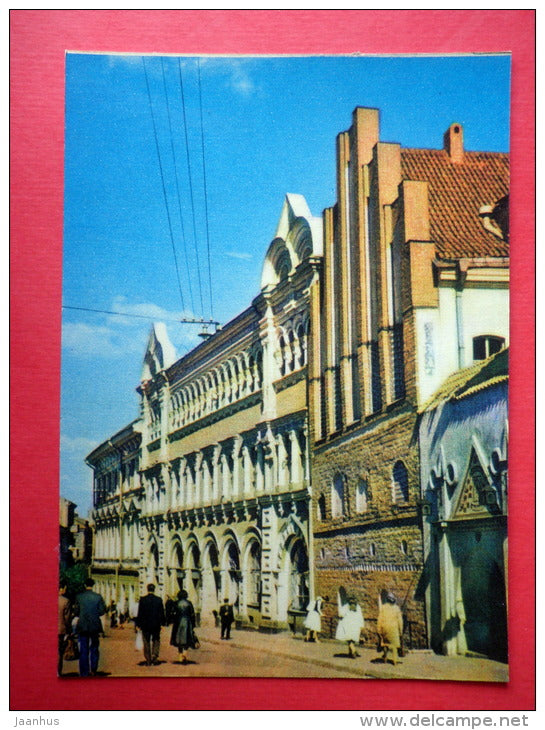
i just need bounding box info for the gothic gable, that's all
[452,447,499,520]
[141,323,176,382]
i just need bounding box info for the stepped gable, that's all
[401,147,509,259]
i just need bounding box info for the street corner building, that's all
[87,193,321,632]
[306,109,508,655]
[85,108,509,664]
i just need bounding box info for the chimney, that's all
[443,123,464,164]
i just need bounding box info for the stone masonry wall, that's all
[311,405,427,649]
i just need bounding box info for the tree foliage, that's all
[60,563,88,600]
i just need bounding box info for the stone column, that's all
[212,445,221,503]
[194,452,203,507]
[259,504,278,624]
[232,436,243,500]
[289,429,302,487]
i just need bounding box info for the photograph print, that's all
[59,52,510,681]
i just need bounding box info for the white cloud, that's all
[105,53,145,68]
[60,434,99,456]
[194,57,258,97]
[229,62,256,97]
[62,297,202,359]
[108,295,191,324]
[225,251,252,261]
[62,320,145,358]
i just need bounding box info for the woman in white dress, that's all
[303,595,327,642]
[335,593,364,658]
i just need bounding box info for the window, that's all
[317,493,327,521]
[331,474,346,518]
[392,461,409,503]
[356,477,368,513]
[247,542,261,606]
[473,335,505,361]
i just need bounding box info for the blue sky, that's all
[61,53,511,516]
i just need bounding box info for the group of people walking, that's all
[304,589,404,665]
[59,578,237,675]
[59,578,403,676]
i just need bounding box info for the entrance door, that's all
[461,548,508,662]
[224,541,241,610]
[288,539,309,612]
[201,542,221,625]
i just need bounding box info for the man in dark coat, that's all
[58,581,72,676]
[136,583,165,666]
[219,597,235,640]
[74,578,106,677]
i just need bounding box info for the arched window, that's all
[356,477,368,513]
[278,335,287,377]
[296,323,306,368]
[392,461,409,503]
[287,329,296,372]
[317,493,327,521]
[473,335,505,361]
[247,541,261,606]
[288,539,309,611]
[331,473,346,518]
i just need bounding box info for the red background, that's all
[10,10,535,711]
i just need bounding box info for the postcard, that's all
[59,52,511,682]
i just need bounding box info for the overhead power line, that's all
[197,59,214,320]
[63,304,220,327]
[178,57,205,317]
[142,57,186,313]
[160,57,195,314]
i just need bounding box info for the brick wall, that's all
[311,405,427,648]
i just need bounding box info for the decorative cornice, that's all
[168,392,262,443]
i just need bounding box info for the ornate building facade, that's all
[418,348,508,662]
[87,194,322,630]
[86,108,509,651]
[307,108,509,649]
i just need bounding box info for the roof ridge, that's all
[401,147,508,157]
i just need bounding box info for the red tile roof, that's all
[401,148,509,259]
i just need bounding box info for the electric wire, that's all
[142,57,186,313]
[197,58,214,320]
[62,305,219,326]
[63,305,182,323]
[177,57,205,317]
[160,57,195,314]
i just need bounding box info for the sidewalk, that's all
[196,625,509,682]
[65,623,508,682]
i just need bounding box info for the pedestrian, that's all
[303,595,328,643]
[136,583,166,666]
[170,589,197,664]
[219,598,235,640]
[335,593,364,658]
[58,581,72,676]
[109,600,118,629]
[74,578,107,677]
[377,590,404,666]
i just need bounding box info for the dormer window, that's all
[473,335,505,361]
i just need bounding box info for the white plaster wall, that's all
[415,286,509,406]
[414,307,443,406]
[459,287,509,367]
